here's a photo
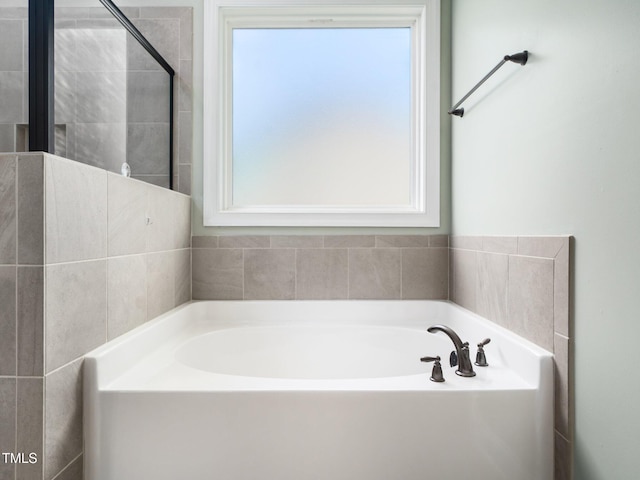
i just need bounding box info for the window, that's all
[204,1,440,226]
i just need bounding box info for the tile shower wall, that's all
[54,20,128,171]
[0,152,191,480]
[0,6,193,193]
[449,235,571,480]
[127,7,193,191]
[0,7,27,154]
[192,235,449,300]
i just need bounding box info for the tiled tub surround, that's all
[0,6,193,193]
[193,233,571,479]
[0,152,191,480]
[192,235,449,301]
[449,235,571,480]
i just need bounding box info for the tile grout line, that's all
[50,451,82,480]
[294,248,298,300]
[399,248,403,299]
[105,176,110,345]
[14,155,19,469]
[505,252,511,333]
[347,248,351,300]
[241,248,245,300]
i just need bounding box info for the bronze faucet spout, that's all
[427,324,476,377]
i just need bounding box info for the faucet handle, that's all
[420,356,445,382]
[420,356,439,363]
[475,338,491,367]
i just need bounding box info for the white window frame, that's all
[203,0,440,227]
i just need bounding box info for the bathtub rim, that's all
[84,299,553,392]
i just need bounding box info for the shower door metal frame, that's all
[28,0,55,153]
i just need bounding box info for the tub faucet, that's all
[427,325,476,377]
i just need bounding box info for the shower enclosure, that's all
[0,0,175,188]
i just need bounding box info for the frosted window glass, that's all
[232,28,412,207]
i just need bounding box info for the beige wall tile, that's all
[323,235,374,248]
[192,248,243,300]
[17,154,44,265]
[178,60,193,114]
[0,266,16,376]
[296,248,348,299]
[271,235,323,248]
[175,193,191,250]
[481,236,517,254]
[74,122,126,173]
[218,235,269,249]
[126,71,169,123]
[52,455,83,480]
[554,334,571,439]
[178,163,191,196]
[0,124,15,151]
[0,19,23,70]
[508,256,555,351]
[55,7,112,18]
[145,186,190,253]
[178,111,192,167]
[107,173,147,256]
[17,267,43,376]
[107,255,147,340]
[554,239,571,337]
[554,431,571,480]
[146,185,178,253]
[449,248,477,311]
[0,378,16,480]
[146,251,175,319]
[179,9,193,62]
[476,252,508,326]
[0,72,24,123]
[45,260,107,372]
[14,143,189,480]
[401,248,448,299]
[131,174,169,189]
[445,235,571,480]
[45,358,83,480]
[192,236,218,248]
[129,18,180,72]
[0,154,16,264]
[139,6,190,18]
[174,249,191,305]
[349,248,401,299]
[45,156,107,264]
[376,235,430,248]
[517,236,566,258]
[244,249,295,300]
[428,235,449,247]
[16,378,43,480]
[450,235,482,250]
[126,124,171,180]
[0,71,27,124]
[0,7,27,19]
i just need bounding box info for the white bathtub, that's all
[84,300,553,480]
